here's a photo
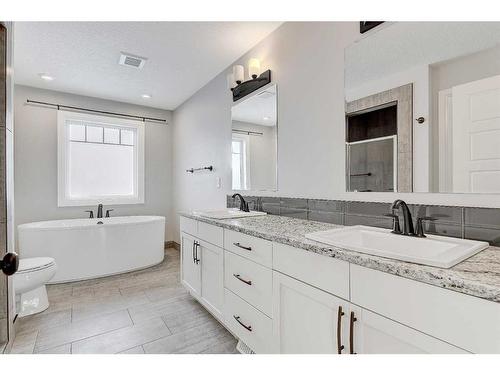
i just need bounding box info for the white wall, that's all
[14,85,173,245]
[172,22,359,241]
[172,22,500,243]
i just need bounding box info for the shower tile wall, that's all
[227,195,500,246]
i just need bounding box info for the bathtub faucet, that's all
[97,204,103,218]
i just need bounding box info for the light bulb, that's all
[233,65,244,84]
[248,58,261,79]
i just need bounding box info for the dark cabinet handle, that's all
[233,273,252,285]
[1,252,19,276]
[337,306,345,354]
[233,242,252,251]
[349,311,357,354]
[233,315,252,332]
[194,242,200,264]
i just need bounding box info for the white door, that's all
[199,241,223,318]
[272,271,349,354]
[452,74,500,193]
[349,305,468,354]
[180,233,201,297]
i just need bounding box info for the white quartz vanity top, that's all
[179,212,500,303]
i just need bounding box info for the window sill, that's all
[58,196,144,207]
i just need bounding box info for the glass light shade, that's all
[226,72,236,89]
[248,58,261,79]
[233,65,244,84]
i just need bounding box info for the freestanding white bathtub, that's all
[18,216,165,283]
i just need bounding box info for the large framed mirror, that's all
[231,84,277,191]
[345,22,500,194]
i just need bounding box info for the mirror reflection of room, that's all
[231,84,277,191]
[345,22,500,194]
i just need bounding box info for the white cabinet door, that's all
[349,305,468,354]
[180,233,201,297]
[199,241,224,318]
[272,271,349,354]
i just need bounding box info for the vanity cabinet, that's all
[180,233,201,297]
[349,305,468,354]
[180,216,500,354]
[180,218,224,319]
[272,271,349,354]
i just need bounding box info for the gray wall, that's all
[172,22,359,242]
[14,85,173,246]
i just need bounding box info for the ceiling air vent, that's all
[118,52,147,69]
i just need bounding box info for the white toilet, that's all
[14,257,57,317]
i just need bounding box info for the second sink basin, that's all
[305,225,488,268]
[194,209,267,220]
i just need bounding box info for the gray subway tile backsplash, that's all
[226,195,500,246]
[345,201,394,217]
[308,210,344,225]
[308,199,344,213]
[280,197,308,210]
[465,207,500,229]
[412,205,463,224]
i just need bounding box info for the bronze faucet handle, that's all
[415,216,437,238]
[384,213,402,234]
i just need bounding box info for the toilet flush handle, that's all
[1,252,19,276]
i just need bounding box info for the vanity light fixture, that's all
[263,116,270,121]
[227,59,271,102]
[141,94,152,99]
[39,73,54,81]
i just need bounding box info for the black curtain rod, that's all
[232,129,263,136]
[26,99,168,123]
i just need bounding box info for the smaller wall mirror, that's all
[231,84,277,191]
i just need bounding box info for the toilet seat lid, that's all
[18,257,56,273]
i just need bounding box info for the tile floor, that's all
[10,248,238,354]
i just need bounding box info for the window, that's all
[231,134,250,190]
[57,110,145,206]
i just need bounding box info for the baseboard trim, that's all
[165,241,180,251]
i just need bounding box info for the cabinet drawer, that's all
[198,222,223,248]
[350,265,500,353]
[224,288,273,353]
[224,230,272,267]
[273,243,349,300]
[180,216,197,236]
[224,251,273,317]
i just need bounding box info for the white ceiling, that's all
[232,84,276,126]
[346,22,500,90]
[13,22,282,110]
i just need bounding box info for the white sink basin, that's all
[194,209,267,220]
[305,225,488,268]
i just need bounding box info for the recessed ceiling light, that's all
[38,73,54,81]
[141,94,152,99]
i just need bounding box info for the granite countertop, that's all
[180,212,500,303]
